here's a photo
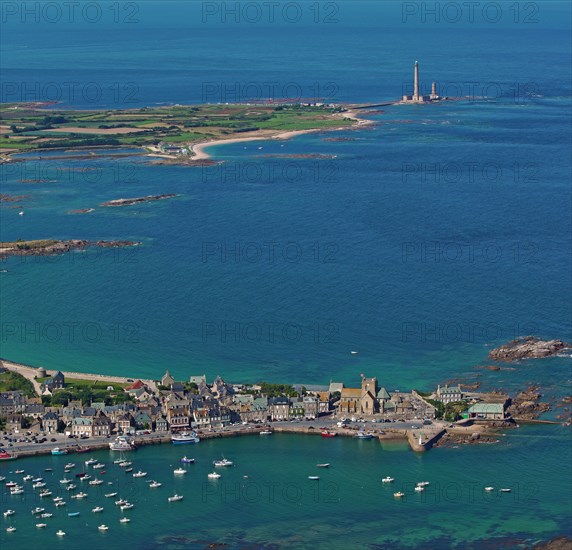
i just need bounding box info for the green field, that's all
[1,103,355,154]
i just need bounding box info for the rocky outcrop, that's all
[101,194,177,207]
[0,239,139,259]
[488,336,571,362]
[508,386,550,420]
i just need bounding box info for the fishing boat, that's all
[39,490,52,497]
[55,501,66,507]
[15,469,24,474]
[118,461,132,467]
[93,463,105,469]
[180,456,195,463]
[308,476,320,480]
[213,457,233,467]
[3,510,15,517]
[85,458,98,466]
[40,513,53,518]
[68,512,80,517]
[23,474,33,481]
[0,476,5,481]
[10,487,24,494]
[31,507,45,515]
[124,467,133,473]
[414,486,424,492]
[109,436,136,451]
[171,431,200,445]
[32,477,43,483]
[36,523,47,528]
[393,492,405,498]
[89,478,104,485]
[44,468,53,472]
[207,472,221,479]
[499,488,512,493]
[92,506,104,513]
[120,503,134,510]
[73,492,88,499]
[317,463,330,468]
[98,524,109,531]
[355,431,374,439]
[75,472,86,478]
[60,478,72,484]
[75,446,91,454]
[66,483,77,491]
[321,431,337,438]
[33,481,46,488]
[259,430,273,435]
[65,463,75,469]
[6,527,16,533]
[51,448,68,455]
[132,470,147,478]
[484,487,495,492]
[105,492,118,498]
[168,494,183,502]
[56,530,66,536]
[119,517,131,523]
[149,481,162,488]
[382,477,394,483]
[5,481,17,487]
[115,499,127,506]
[0,450,17,461]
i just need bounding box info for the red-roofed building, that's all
[126,380,145,392]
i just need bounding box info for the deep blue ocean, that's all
[1,2,571,548]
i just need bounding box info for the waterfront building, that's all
[302,396,319,419]
[154,415,169,431]
[361,376,379,414]
[317,391,332,415]
[6,413,24,431]
[189,374,207,385]
[436,384,463,404]
[337,388,361,414]
[268,396,290,420]
[42,411,60,433]
[328,381,344,394]
[468,403,506,420]
[43,371,65,392]
[161,370,175,388]
[117,412,134,434]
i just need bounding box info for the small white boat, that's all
[39,491,52,497]
[40,512,53,518]
[213,458,233,467]
[105,492,118,498]
[499,488,512,493]
[32,507,45,514]
[85,458,97,466]
[417,481,430,487]
[173,468,187,475]
[6,527,16,533]
[484,487,495,492]
[132,471,147,478]
[65,463,75,469]
[60,478,72,484]
[80,475,92,481]
[118,461,132,468]
[382,477,394,483]
[355,432,374,439]
[207,472,221,479]
[74,492,88,499]
[92,506,104,513]
[350,350,358,354]
[23,474,34,481]
[66,484,77,491]
[115,499,127,506]
[98,524,109,531]
[10,488,24,494]
[119,517,131,523]
[55,501,66,507]
[168,494,183,502]
[180,456,195,463]
[56,530,66,536]
[32,477,43,483]
[120,503,134,510]
[259,431,273,435]
[93,463,105,469]
[3,509,15,517]
[393,492,405,498]
[414,486,424,492]
[19,211,25,216]
[317,463,330,468]
[124,468,133,473]
[308,476,320,480]
[36,523,47,528]
[149,481,162,488]
[53,496,64,502]
[89,478,104,485]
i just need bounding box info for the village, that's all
[0,362,513,449]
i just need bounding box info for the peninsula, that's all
[0,239,140,259]
[0,102,367,161]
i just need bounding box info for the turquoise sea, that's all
[0,1,571,547]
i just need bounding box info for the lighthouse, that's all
[413,61,420,101]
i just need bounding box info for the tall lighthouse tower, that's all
[413,61,420,101]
